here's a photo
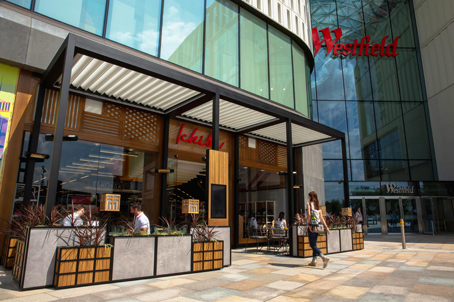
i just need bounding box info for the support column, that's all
[341,137,349,207]
[416,197,424,234]
[212,92,220,150]
[23,85,46,206]
[362,197,367,235]
[160,115,170,219]
[44,37,75,218]
[379,197,387,235]
[233,134,239,248]
[286,120,295,229]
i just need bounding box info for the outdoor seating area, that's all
[244,227,289,255]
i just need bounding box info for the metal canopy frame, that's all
[23,33,350,223]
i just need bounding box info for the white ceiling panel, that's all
[68,54,200,111]
[251,122,332,145]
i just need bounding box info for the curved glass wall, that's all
[7,0,312,116]
[310,0,435,210]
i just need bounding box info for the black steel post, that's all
[286,119,294,252]
[44,36,75,218]
[160,115,170,219]
[212,92,220,150]
[341,137,349,207]
[22,85,46,206]
[233,133,240,248]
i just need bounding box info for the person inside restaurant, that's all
[130,202,150,234]
[62,204,85,226]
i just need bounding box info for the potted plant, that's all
[191,214,223,272]
[53,218,112,289]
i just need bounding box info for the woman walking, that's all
[306,191,330,268]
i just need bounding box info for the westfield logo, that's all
[312,27,401,57]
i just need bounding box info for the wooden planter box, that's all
[192,241,223,272]
[54,246,113,289]
[297,235,327,257]
[1,236,18,269]
[353,232,364,250]
[12,240,25,281]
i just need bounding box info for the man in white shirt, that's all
[63,204,85,226]
[130,202,150,234]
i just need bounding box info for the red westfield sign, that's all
[176,123,225,149]
[312,27,400,57]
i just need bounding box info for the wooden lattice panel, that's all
[104,103,122,120]
[277,145,287,167]
[239,136,247,147]
[258,141,277,166]
[39,89,81,130]
[124,108,158,143]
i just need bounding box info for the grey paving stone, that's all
[237,285,286,300]
[310,296,356,302]
[360,260,382,265]
[235,264,267,270]
[370,285,412,297]
[92,285,159,300]
[0,291,16,301]
[403,293,453,302]
[378,261,403,268]
[397,266,426,272]
[218,273,257,282]
[390,270,423,279]
[181,278,233,291]
[59,295,105,302]
[133,287,195,302]
[379,276,417,288]
[110,279,158,288]
[422,270,454,279]
[343,277,382,288]
[417,276,454,287]
[185,287,240,302]
[358,293,406,302]
[107,299,144,302]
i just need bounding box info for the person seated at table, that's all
[275,212,287,229]
[294,213,302,225]
[62,204,84,226]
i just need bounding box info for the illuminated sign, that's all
[176,123,225,149]
[312,27,401,57]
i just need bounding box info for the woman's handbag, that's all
[310,224,325,233]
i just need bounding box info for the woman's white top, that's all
[62,213,83,226]
[276,218,285,229]
[309,202,321,225]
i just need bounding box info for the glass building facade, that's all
[309,0,435,213]
[6,0,312,117]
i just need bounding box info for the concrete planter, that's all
[156,235,192,276]
[14,227,77,290]
[340,229,353,251]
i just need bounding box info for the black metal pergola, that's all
[22,33,349,247]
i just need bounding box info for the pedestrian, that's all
[307,191,330,268]
[355,207,363,224]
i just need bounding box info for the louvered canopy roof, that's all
[48,34,344,147]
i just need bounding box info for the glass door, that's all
[365,199,381,233]
[402,199,418,233]
[385,199,400,233]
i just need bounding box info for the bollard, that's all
[400,219,406,249]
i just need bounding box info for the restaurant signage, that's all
[312,27,401,57]
[176,123,225,149]
[385,183,414,194]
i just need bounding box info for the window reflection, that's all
[319,101,348,159]
[375,102,407,159]
[396,49,423,101]
[351,160,380,181]
[403,103,431,160]
[240,10,269,98]
[106,0,161,56]
[205,0,239,86]
[20,132,160,224]
[388,0,415,47]
[346,102,377,159]
[324,182,344,214]
[369,56,400,101]
[363,0,393,45]
[160,0,204,73]
[314,48,345,101]
[268,26,294,108]
[381,160,409,181]
[343,55,372,101]
[293,43,308,116]
[35,0,106,36]
[6,0,31,9]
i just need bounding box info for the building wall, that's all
[309,0,435,211]
[413,0,454,180]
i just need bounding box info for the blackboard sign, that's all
[211,184,226,218]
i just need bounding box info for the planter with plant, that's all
[53,219,112,289]
[191,214,223,272]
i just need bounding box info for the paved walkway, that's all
[0,234,453,301]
